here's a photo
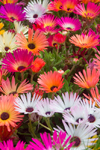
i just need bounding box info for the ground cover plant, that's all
[0,0,100,149]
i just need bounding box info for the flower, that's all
[24,1,46,23]
[0,95,23,131]
[0,31,17,55]
[55,120,98,150]
[94,51,100,70]
[0,139,32,150]
[28,130,74,150]
[73,68,99,89]
[38,71,64,93]
[0,3,26,22]
[69,30,99,49]
[53,33,66,44]
[0,76,33,96]
[61,0,78,13]
[0,22,5,35]
[0,0,18,4]
[74,2,100,19]
[14,92,41,114]
[50,92,81,113]
[36,14,57,29]
[47,0,63,12]
[15,28,48,55]
[57,17,81,31]
[35,98,54,117]
[31,57,45,73]
[2,49,34,73]
[0,68,8,86]
[14,21,28,37]
[63,105,88,125]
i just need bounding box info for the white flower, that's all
[63,105,88,125]
[14,92,41,114]
[24,2,46,23]
[50,92,81,113]
[35,98,54,117]
[0,31,17,55]
[14,21,28,38]
[55,120,98,150]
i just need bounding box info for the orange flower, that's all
[0,0,18,4]
[94,51,100,70]
[0,68,8,86]
[0,95,23,131]
[38,71,64,93]
[15,28,48,55]
[0,76,33,96]
[69,31,99,49]
[31,58,46,73]
[84,86,100,106]
[73,68,99,89]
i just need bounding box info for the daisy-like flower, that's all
[73,68,99,89]
[0,140,32,150]
[0,95,23,132]
[36,14,57,29]
[94,51,100,71]
[35,98,54,117]
[0,67,8,85]
[57,17,81,31]
[0,22,5,35]
[62,0,78,13]
[24,2,47,23]
[63,105,88,125]
[69,30,99,49]
[28,130,74,150]
[14,92,41,114]
[50,92,81,113]
[74,2,100,20]
[84,86,100,106]
[79,99,100,128]
[48,0,63,12]
[53,32,66,44]
[0,76,33,96]
[0,31,17,55]
[2,49,34,73]
[55,120,98,150]
[31,57,45,73]
[0,3,26,22]
[14,21,28,37]
[15,28,48,55]
[0,0,18,4]
[38,71,64,93]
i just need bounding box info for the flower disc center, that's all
[88,114,95,123]
[5,46,10,51]
[26,107,34,112]
[50,86,58,91]
[17,66,26,71]
[1,112,9,120]
[28,43,35,49]
[70,136,81,147]
[33,14,38,18]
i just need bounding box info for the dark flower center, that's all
[88,114,95,123]
[50,86,58,91]
[5,46,10,51]
[17,66,26,72]
[64,107,70,111]
[67,8,71,11]
[70,136,81,147]
[26,107,34,112]
[9,91,17,95]
[1,112,9,120]
[28,43,35,49]
[53,43,57,47]
[59,5,63,9]
[10,17,15,21]
[45,111,51,115]
[33,14,38,18]
[76,117,83,123]
[66,27,72,30]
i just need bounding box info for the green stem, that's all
[31,71,34,83]
[21,72,24,81]
[39,122,51,131]
[57,44,60,55]
[28,115,37,138]
[44,117,53,132]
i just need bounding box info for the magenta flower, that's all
[28,130,74,150]
[0,3,26,22]
[2,49,34,73]
[0,140,32,150]
[57,17,81,31]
